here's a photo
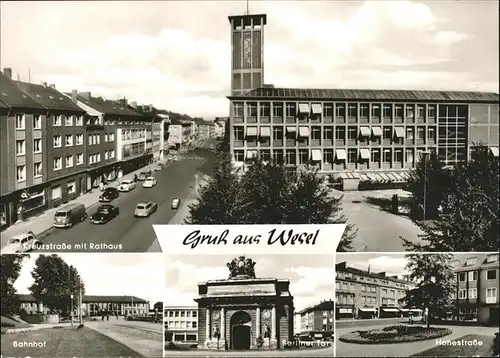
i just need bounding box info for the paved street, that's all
[336,322,498,357]
[86,319,163,357]
[26,148,216,253]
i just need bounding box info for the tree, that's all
[29,255,85,316]
[403,253,456,327]
[403,144,499,251]
[1,254,29,316]
[153,301,163,312]
[405,151,451,221]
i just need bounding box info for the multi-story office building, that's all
[452,253,499,325]
[335,261,415,319]
[164,306,199,342]
[214,117,229,139]
[225,14,499,189]
[297,300,334,333]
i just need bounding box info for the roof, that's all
[193,117,208,125]
[14,81,85,113]
[298,300,334,314]
[0,73,46,110]
[169,118,183,125]
[336,262,413,285]
[230,87,500,103]
[17,294,148,304]
[73,95,144,117]
[454,253,499,272]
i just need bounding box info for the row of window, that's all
[337,281,405,296]
[120,129,146,141]
[53,154,85,170]
[165,310,198,318]
[233,102,440,120]
[457,287,497,302]
[15,114,149,130]
[233,148,431,164]
[88,134,101,146]
[233,126,437,142]
[458,270,497,281]
[165,321,198,329]
[16,164,41,182]
[52,134,85,148]
[16,139,42,155]
[461,255,499,267]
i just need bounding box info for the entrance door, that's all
[232,325,250,350]
[490,307,499,326]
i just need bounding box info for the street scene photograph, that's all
[335,252,499,357]
[1,253,164,358]
[164,254,334,356]
[1,0,498,254]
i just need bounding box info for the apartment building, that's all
[195,118,211,140]
[335,262,415,320]
[167,121,183,149]
[452,253,499,325]
[178,118,196,145]
[225,13,499,189]
[297,300,334,333]
[164,306,199,342]
[214,117,228,138]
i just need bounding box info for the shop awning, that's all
[394,127,405,138]
[311,149,322,161]
[246,150,258,159]
[286,126,297,134]
[311,103,322,114]
[298,103,310,114]
[372,127,382,137]
[260,127,271,137]
[359,308,376,312]
[382,308,400,312]
[246,127,258,136]
[359,148,370,160]
[299,126,310,137]
[359,126,371,137]
[490,146,499,157]
[335,149,347,161]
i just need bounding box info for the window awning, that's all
[246,150,258,159]
[286,126,297,134]
[382,308,400,312]
[298,103,310,114]
[260,127,271,137]
[394,127,405,138]
[335,149,347,161]
[311,149,322,161]
[490,146,499,157]
[359,308,376,312]
[372,127,382,137]
[246,127,258,136]
[311,103,322,114]
[359,148,370,160]
[299,126,310,137]
[359,126,371,137]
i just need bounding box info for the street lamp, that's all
[420,150,431,222]
[70,294,74,326]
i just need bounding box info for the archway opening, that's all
[230,311,252,350]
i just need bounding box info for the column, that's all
[220,307,225,340]
[206,307,211,340]
[271,306,276,339]
[256,306,261,337]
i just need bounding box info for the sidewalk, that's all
[1,163,158,246]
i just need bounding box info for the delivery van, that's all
[53,203,87,228]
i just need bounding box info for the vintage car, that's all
[134,202,158,218]
[90,205,120,224]
[3,231,42,253]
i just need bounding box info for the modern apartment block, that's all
[164,306,199,342]
[225,14,500,188]
[452,253,499,325]
[335,262,416,320]
[297,300,334,333]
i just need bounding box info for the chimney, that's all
[3,68,12,79]
[130,101,137,108]
[148,104,154,112]
[136,105,143,112]
[80,91,91,100]
[367,265,370,273]
[120,98,128,106]
[42,82,47,87]
[71,90,78,103]
[49,84,55,89]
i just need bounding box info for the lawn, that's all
[339,325,452,344]
[1,326,143,357]
[412,334,496,357]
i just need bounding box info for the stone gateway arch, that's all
[194,256,295,350]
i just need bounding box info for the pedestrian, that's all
[99,181,104,192]
[101,315,104,321]
[107,315,109,321]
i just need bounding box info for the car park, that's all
[134,202,158,217]
[90,205,120,224]
[99,187,119,202]
[2,231,42,253]
[53,203,87,228]
[171,198,181,209]
[142,177,157,188]
[118,179,136,192]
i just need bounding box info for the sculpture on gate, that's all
[227,256,256,279]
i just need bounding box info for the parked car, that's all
[137,171,152,181]
[53,203,87,228]
[90,205,120,224]
[142,177,157,188]
[118,179,136,192]
[3,231,42,253]
[99,187,119,202]
[134,202,158,217]
[153,165,163,171]
[171,198,181,209]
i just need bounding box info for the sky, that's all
[164,254,334,311]
[14,253,164,306]
[1,1,498,118]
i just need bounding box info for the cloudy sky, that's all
[1,1,498,118]
[165,254,334,311]
[14,253,164,305]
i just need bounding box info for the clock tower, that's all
[228,12,267,96]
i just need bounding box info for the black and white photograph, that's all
[1,0,498,254]
[335,252,499,357]
[1,253,163,358]
[164,254,334,356]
